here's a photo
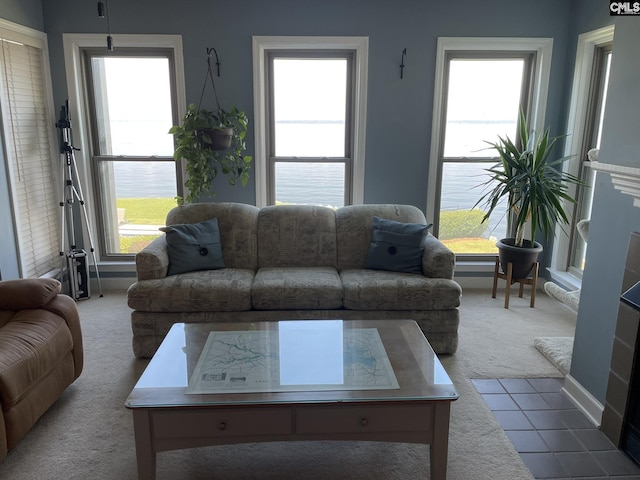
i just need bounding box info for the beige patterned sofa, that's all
[127,203,462,358]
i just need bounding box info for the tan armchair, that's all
[0,278,83,461]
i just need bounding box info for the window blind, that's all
[0,38,60,278]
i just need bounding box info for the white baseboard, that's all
[562,374,604,427]
[89,276,135,293]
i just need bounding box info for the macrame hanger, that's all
[197,48,222,111]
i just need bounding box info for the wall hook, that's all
[207,47,221,77]
[400,48,407,79]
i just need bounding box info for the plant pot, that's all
[198,127,233,151]
[496,237,543,279]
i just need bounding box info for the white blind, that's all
[0,38,60,278]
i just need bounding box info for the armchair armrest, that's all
[0,278,60,309]
[0,278,83,378]
[44,294,84,378]
[422,234,455,279]
[135,235,169,280]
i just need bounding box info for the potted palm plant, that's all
[474,111,583,279]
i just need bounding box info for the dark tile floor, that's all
[473,377,640,479]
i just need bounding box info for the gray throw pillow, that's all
[365,216,431,274]
[160,218,224,276]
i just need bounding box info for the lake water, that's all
[112,120,512,237]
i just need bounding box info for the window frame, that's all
[62,34,186,264]
[549,26,615,289]
[252,36,368,207]
[266,50,354,206]
[82,48,181,259]
[427,37,553,266]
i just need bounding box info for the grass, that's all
[115,198,498,256]
[441,237,499,254]
[119,235,160,254]
[116,198,178,224]
[116,197,177,253]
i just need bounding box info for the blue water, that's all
[112,120,512,238]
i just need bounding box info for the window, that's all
[0,22,60,278]
[550,26,614,287]
[428,38,553,261]
[567,46,611,275]
[252,36,368,207]
[84,50,179,258]
[269,54,351,207]
[63,34,186,263]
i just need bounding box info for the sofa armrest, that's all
[422,234,455,279]
[135,235,169,280]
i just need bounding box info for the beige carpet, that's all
[0,288,576,480]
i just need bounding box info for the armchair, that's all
[0,278,83,461]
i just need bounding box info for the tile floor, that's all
[473,377,640,479]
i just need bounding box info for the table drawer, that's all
[153,407,292,439]
[296,404,433,434]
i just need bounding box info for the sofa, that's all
[0,278,83,461]
[127,203,462,358]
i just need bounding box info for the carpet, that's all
[533,336,574,375]
[0,289,577,480]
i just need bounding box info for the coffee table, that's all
[125,319,458,479]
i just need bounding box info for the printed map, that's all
[185,327,399,394]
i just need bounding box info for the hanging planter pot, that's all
[198,127,234,151]
[209,127,233,151]
[168,48,252,203]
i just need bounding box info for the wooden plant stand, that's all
[492,257,539,309]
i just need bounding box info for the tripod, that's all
[56,102,103,299]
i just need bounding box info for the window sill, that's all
[547,268,582,291]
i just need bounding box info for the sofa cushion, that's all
[252,267,343,310]
[166,203,259,271]
[340,269,461,310]
[257,205,337,268]
[161,218,224,276]
[127,269,255,312]
[365,217,431,274]
[336,204,430,270]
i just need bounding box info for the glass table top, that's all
[126,319,458,408]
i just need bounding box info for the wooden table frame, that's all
[126,321,458,480]
[131,399,453,480]
[492,257,539,309]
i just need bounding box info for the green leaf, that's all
[169,103,251,202]
[474,108,586,244]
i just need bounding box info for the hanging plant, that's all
[169,48,252,203]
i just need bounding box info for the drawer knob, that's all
[360,418,369,427]
[218,421,228,431]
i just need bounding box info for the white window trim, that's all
[427,37,554,242]
[549,25,615,288]
[252,36,368,207]
[62,33,186,264]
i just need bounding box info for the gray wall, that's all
[572,16,640,403]
[0,0,43,31]
[41,0,575,211]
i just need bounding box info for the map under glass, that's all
[185,325,399,394]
